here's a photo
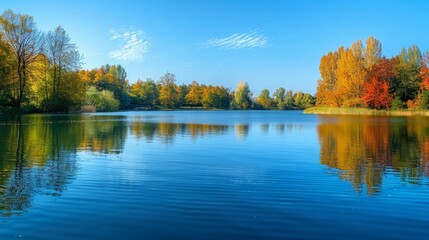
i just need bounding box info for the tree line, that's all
[0,10,314,113]
[316,36,429,110]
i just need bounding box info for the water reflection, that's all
[0,114,234,216]
[3,112,429,218]
[318,115,429,195]
[0,115,83,216]
[130,122,230,143]
[235,124,250,140]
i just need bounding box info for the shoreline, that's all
[304,107,429,116]
[0,108,304,116]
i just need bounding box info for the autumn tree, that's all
[256,89,273,109]
[0,33,13,109]
[416,52,429,109]
[185,81,202,107]
[364,36,382,71]
[316,51,340,106]
[336,41,367,107]
[158,72,179,109]
[0,10,44,109]
[362,77,393,109]
[129,79,158,109]
[316,37,382,108]
[419,52,429,91]
[81,64,130,109]
[370,57,397,82]
[201,85,229,109]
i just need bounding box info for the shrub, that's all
[390,96,403,110]
[86,86,120,112]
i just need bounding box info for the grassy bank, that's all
[304,107,429,116]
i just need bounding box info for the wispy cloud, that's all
[109,28,149,61]
[206,30,269,49]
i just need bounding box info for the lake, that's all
[0,111,428,239]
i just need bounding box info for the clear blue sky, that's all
[2,0,429,94]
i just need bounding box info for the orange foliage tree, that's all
[316,37,382,107]
[370,57,397,82]
[362,77,393,109]
[419,53,429,91]
[336,43,367,106]
[316,51,340,106]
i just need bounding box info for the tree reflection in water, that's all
[318,115,429,195]
[0,114,232,216]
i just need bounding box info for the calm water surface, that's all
[0,111,428,239]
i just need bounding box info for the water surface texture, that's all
[0,111,428,239]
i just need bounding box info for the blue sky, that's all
[2,0,429,94]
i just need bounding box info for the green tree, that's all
[293,91,303,108]
[392,46,421,102]
[273,87,286,110]
[85,86,119,112]
[234,81,252,109]
[43,26,82,111]
[256,89,273,109]
[94,64,129,109]
[418,90,429,110]
[45,26,81,100]
[300,93,315,109]
[176,84,188,108]
[285,90,294,109]
[391,96,403,110]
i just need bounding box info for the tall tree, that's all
[364,36,382,71]
[108,65,128,108]
[273,87,286,109]
[0,10,44,109]
[316,51,340,106]
[419,52,429,91]
[0,33,13,108]
[336,43,366,107]
[256,89,272,109]
[285,90,294,109]
[44,26,81,111]
[45,26,80,99]
[234,81,252,109]
[185,81,202,106]
[175,84,188,108]
[392,46,421,102]
[158,72,178,109]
